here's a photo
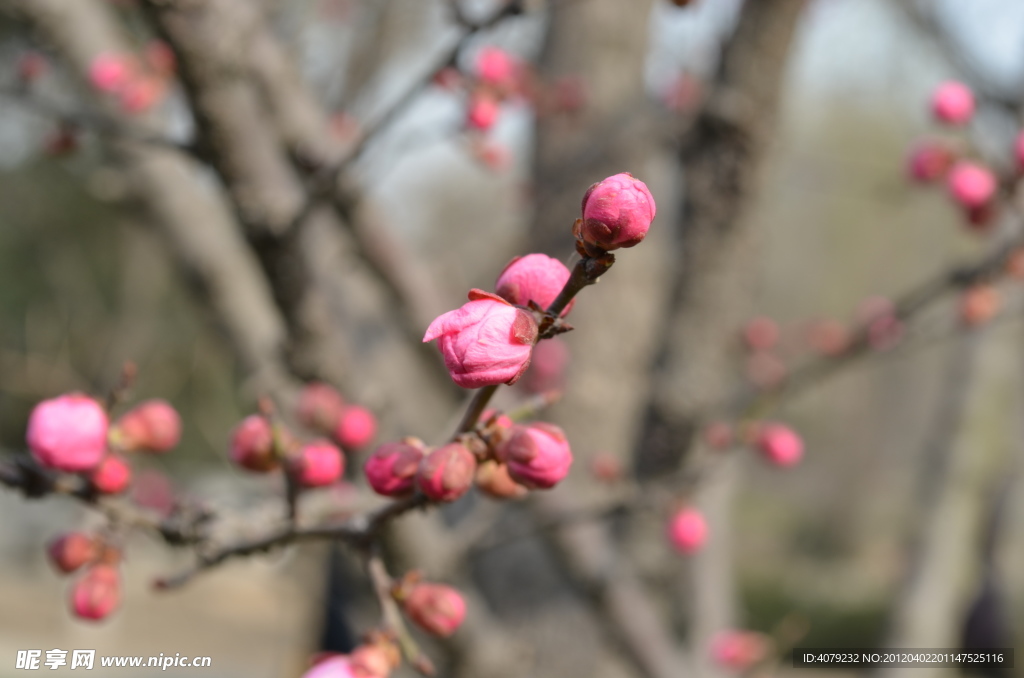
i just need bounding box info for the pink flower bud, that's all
[745,351,786,390]
[48,532,98,574]
[710,630,768,671]
[334,405,377,451]
[27,394,109,472]
[480,409,514,431]
[71,565,121,621]
[89,455,131,495]
[553,75,587,114]
[403,583,466,637]
[947,162,997,209]
[667,507,707,554]
[291,440,344,488]
[229,415,278,472]
[578,172,656,251]
[756,423,803,467]
[804,319,849,357]
[518,337,570,395]
[702,421,734,450]
[475,459,529,499]
[423,289,538,389]
[417,443,477,502]
[907,140,954,183]
[365,438,426,497]
[118,76,162,114]
[1006,247,1024,280]
[1015,131,1024,171]
[301,656,358,678]
[742,316,779,351]
[475,47,517,88]
[467,93,501,131]
[931,81,975,125]
[114,399,181,453]
[297,383,346,434]
[349,644,398,678]
[960,284,1000,327]
[144,41,176,77]
[497,422,572,489]
[88,54,131,93]
[495,253,574,315]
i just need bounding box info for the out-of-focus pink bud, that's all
[480,409,514,431]
[907,140,954,183]
[931,81,975,125]
[144,41,176,77]
[947,162,997,209]
[17,52,48,83]
[113,399,181,453]
[48,533,98,574]
[552,75,587,113]
[118,77,162,114]
[589,453,623,483]
[710,630,769,671]
[297,383,346,434]
[667,507,707,554]
[577,172,656,251]
[89,455,131,495]
[88,53,131,93]
[742,316,779,351]
[417,443,477,502]
[467,93,501,131]
[229,415,278,472]
[518,337,570,395]
[71,565,121,621]
[475,47,517,89]
[1015,131,1024,171]
[663,71,703,113]
[472,141,511,171]
[497,422,572,489]
[334,405,377,451]
[349,643,399,678]
[756,423,803,467]
[1006,247,1024,280]
[290,440,344,488]
[27,394,109,472]
[805,319,850,357]
[403,583,467,637]
[960,284,1000,327]
[475,459,529,499]
[423,289,538,389]
[703,421,734,450]
[745,352,786,390]
[301,655,358,678]
[365,438,427,497]
[495,253,574,315]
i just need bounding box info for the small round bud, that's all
[350,643,399,678]
[710,630,769,671]
[577,172,656,251]
[475,47,518,90]
[365,438,427,497]
[804,319,850,357]
[756,423,803,467]
[745,352,786,390]
[144,41,176,77]
[907,140,954,183]
[89,455,131,495]
[475,459,529,499]
[113,399,181,453]
[1005,247,1024,280]
[48,533,98,574]
[334,405,377,451]
[742,316,779,351]
[403,583,467,637]
[229,415,278,472]
[290,440,344,488]
[27,394,109,472]
[88,53,131,93]
[1015,130,1024,172]
[497,422,573,489]
[702,421,734,450]
[495,253,575,315]
[667,507,707,554]
[959,284,1000,327]
[118,77,162,114]
[931,81,975,125]
[417,443,477,502]
[467,93,501,131]
[297,383,345,434]
[71,565,121,621]
[947,162,997,209]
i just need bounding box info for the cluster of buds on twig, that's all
[87,44,174,116]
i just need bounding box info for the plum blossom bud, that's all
[577,172,656,251]
[467,93,501,131]
[297,383,345,434]
[475,47,517,89]
[710,630,768,671]
[667,507,707,554]
[960,284,1000,327]
[756,423,803,467]
[745,352,786,390]
[334,405,377,451]
[519,337,570,395]
[417,443,477,502]
[118,77,162,115]
[907,140,954,183]
[290,440,344,488]
[28,394,109,472]
[229,415,278,472]
[88,54,131,93]
[480,409,514,431]
[497,422,572,489]
[931,81,975,125]
[350,643,399,678]
[805,319,850,357]
[1006,247,1024,280]
[301,656,357,678]
[495,253,574,315]
[947,162,997,209]
[89,455,131,495]
[1015,131,1024,171]
[365,438,427,497]
[423,289,538,389]
[475,459,529,499]
[703,421,734,450]
[71,565,121,621]
[144,41,176,77]
[403,583,467,637]
[742,316,779,351]
[113,399,181,453]
[48,533,98,574]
